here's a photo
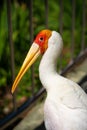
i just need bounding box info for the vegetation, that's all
[0,0,87,99]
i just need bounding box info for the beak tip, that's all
[11,90,13,95]
[11,87,15,94]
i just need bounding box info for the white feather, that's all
[39,31,87,130]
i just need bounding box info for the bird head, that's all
[11,29,52,93]
[34,30,52,53]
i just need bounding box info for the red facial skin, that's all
[34,30,52,54]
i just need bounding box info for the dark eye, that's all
[39,37,44,41]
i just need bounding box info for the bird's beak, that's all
[11,43,41,94]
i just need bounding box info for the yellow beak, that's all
[11,43,41,94]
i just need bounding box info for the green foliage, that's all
[0,2,7,60]
[0,2,10,87]
[12,2,30,64]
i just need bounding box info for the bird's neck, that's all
[39,45,62,91]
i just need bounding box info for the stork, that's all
[11,30,87,130]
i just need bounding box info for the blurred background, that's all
[0,0,87,129]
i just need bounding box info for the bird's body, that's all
[39,31,87,130]
[11,30,87,130]
[44,77,87,130]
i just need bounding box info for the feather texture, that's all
[39,31,87,130]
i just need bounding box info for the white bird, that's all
[11,30,87,130]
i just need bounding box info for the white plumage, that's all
[11,30,87,130]
[39,31,87,130]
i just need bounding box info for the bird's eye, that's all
[39,37,44,41]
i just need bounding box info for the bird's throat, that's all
[39,31,63,91]
[39,46,60,90]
